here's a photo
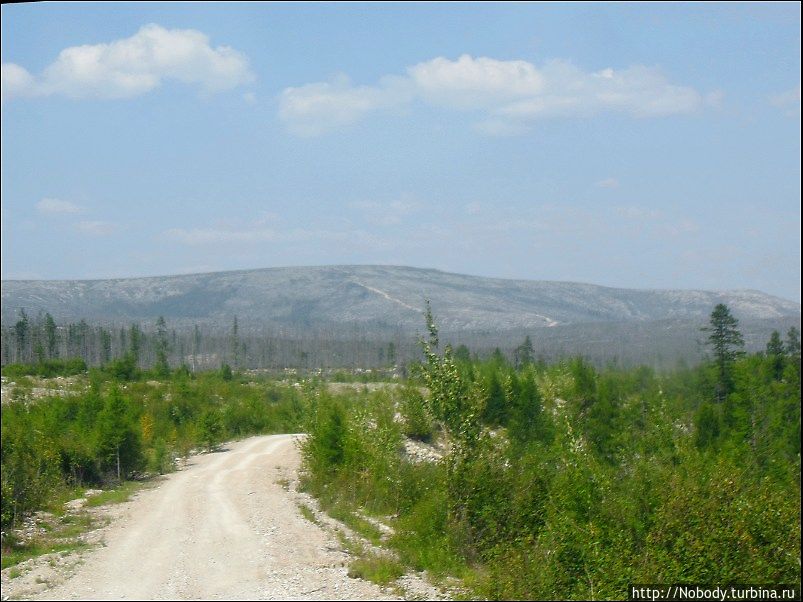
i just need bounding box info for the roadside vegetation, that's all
[2,303,800,598]
[300,304,801,599]
[1,363,306,568]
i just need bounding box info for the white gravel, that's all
[16,434,407,601]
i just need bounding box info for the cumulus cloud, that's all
[36,198,83,215]
[279,74,412,136]
[279,54,708,135]
[407,54,544,109]
[1,24,253,102]
[1,63,35,102]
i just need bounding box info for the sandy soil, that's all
[17,435,402,601]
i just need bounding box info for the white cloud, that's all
[596,177,620,189]
[494,61,702,121]
[770,84,801,118]
[279,54,708,136]
[2,24,253,102]
[407,54,544,109]
[279,74,412,136]
[76,220,117,236]
[1,63,35,103]
[36,198,83,215]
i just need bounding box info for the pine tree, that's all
[514,335,534,369]
[786,326,801,359]
[454,344,471,363]
[766,330,785,380]
[44,313,58,359]
[14,309,29,362]
[702,304,744,402]
[483,371,508,426]
[153,316,170,377]
[230,316,240,369]
[129,324,142,362]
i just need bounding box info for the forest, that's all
[3,307,798,373]
[1,303,800,599]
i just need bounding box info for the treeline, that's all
[301,305,801,599]
[1,370,305,528]
[5,309,798,373]
[1,310,409,371]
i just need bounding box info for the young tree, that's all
[95,388,141,481]
[786,326,801,360]
[702,304,744,402]
[230,316,240,369]
[129,323,142,363]
[14,309,29,362]
[454,344,471,363]
[482,371,508,426]
[514,335,534,369]
[153,316,170,377]
[99,327,112,365]
[766,330,786,380]
[44,312,58,359]
[198,409,224,452]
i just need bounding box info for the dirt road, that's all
[30,434,399,601]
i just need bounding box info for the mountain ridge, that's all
[2,265,799,332]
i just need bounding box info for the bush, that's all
[398,385,434,442]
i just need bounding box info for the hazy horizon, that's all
[2,3,800,301]
[1,262,801,304]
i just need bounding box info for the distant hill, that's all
[2,265,799,332]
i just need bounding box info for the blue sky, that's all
[1,3,800,300]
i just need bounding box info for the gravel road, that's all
[30,434,400,601]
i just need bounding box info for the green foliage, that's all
[104,353,139,381]
[2,357,87,378]
[303,393,348,474]
[482,371,507,426]
[694,402,720,449]
[398,384,434,442]
[220,363,233,381]
[514,335,534,368]
[198,409,224,451]
[702,303,745,400]
[348,554,405,585]
[300,307,801,600]
[1,371,305,530]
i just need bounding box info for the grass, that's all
[1,539,89,570]
[2,481,144,572]
[84,481,144,507]
[324,502,385,545]
[348,553,406,586]
[298,503,320,525]
[54,513,96,538]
